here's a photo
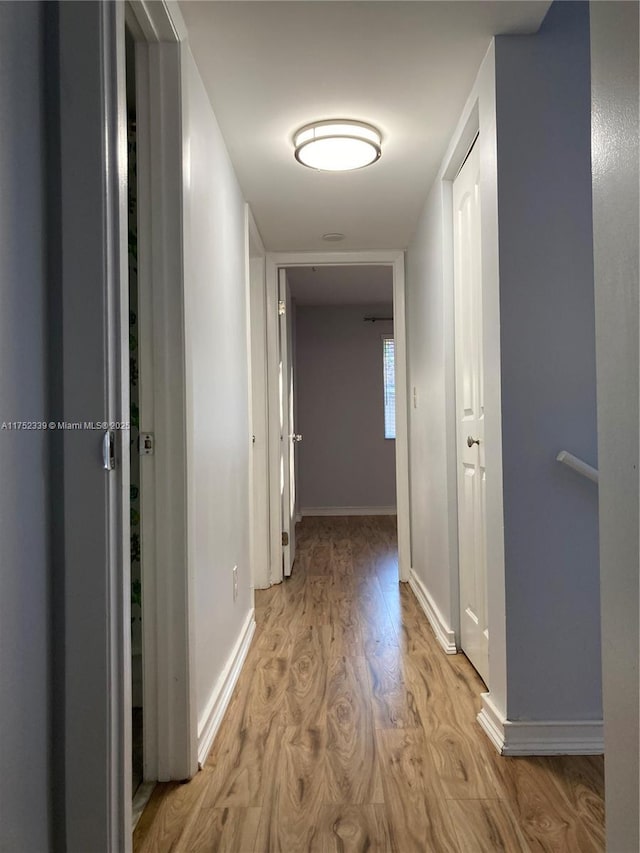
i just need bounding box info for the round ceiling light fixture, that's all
[293,120,382,172]
[322,232,345,242]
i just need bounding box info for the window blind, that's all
[383,336,395,439]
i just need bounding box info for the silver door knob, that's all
[467,436,480,448]
[292,434,303,442]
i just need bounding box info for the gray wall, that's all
[296,304,396,511]
[590,2,639,849]
[495,0,601,721]
[406,0,601,726]
[0,2,51,850]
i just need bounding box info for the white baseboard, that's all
[477,692,507,753]
[300,506,397,517]
[408,569,457,655]
[197,609,256,767]
[477,692,604,756]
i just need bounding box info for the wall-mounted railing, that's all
[556,450,599,484]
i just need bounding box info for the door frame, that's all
[265,250,410,585]
[442,110,480,650]
[439,43,507,720]
[278,268,297,577]
[55,2,130,849]
[245,207,271,590]
[59,0,195,841]
[127,0,196,788]
[451,136,490,685]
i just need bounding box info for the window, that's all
[383,335,395,439]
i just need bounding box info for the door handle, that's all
[102,429,116,470]
[467,436,480,448]
[292,434,303,443]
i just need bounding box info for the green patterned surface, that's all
[129,120,142,635]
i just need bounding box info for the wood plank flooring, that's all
[133,516,605,853]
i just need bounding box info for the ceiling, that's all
[179,1,550,252]
[287,265,393,305]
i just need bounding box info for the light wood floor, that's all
[133,516,605,853]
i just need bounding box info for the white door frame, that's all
[451,138,490,685]
[265,251,410,585]
[278,267,297,577]
[57,3,130,849]
[439,44,508,720]
[441,109,482,653]
[60,0,194,842]
[128,0,197,787]
[245,207,271,590]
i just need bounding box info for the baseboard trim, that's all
[197,609,256,767]
[408,569,457,655]
[477,692,507,753]
[477,692,604,755]
[300,506,397,517]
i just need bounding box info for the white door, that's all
[278,269,299,576]
[453,138,489,685]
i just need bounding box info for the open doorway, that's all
[290,264,399,590]
[274,263,401,587]
[125,20,150,817]
[290,266,396,516]
[265,252,410,588]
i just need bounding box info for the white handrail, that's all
[556,450,599,484]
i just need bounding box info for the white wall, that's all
[406,186,457,628]
[494,0,600,722]
[407,0,600,730]
[295,304,397,511]
[0,3,50,850]
[590,2,639,849]
[182,47,253,751]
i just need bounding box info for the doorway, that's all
[281,265,397,580]
[266,253,410,587]
[125,22,145,802]
[125,0,196,820]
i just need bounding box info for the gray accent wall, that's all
[495,0,600,722]
[406,0,600,727]
[295,304,396,511]
[0,3,51,850]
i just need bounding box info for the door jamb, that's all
[56,2,130,849]
[127,0,197,792]
[245,207,271,590]
[265,250,410,585]
[441,106,480,648]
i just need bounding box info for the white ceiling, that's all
[179,1,550,252]
[287,264,393,305]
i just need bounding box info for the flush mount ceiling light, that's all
[322,232,345,242]
[293,120,382,171]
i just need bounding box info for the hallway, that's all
[133,517,604,852]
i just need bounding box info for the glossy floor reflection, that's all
[134,516,605,852]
